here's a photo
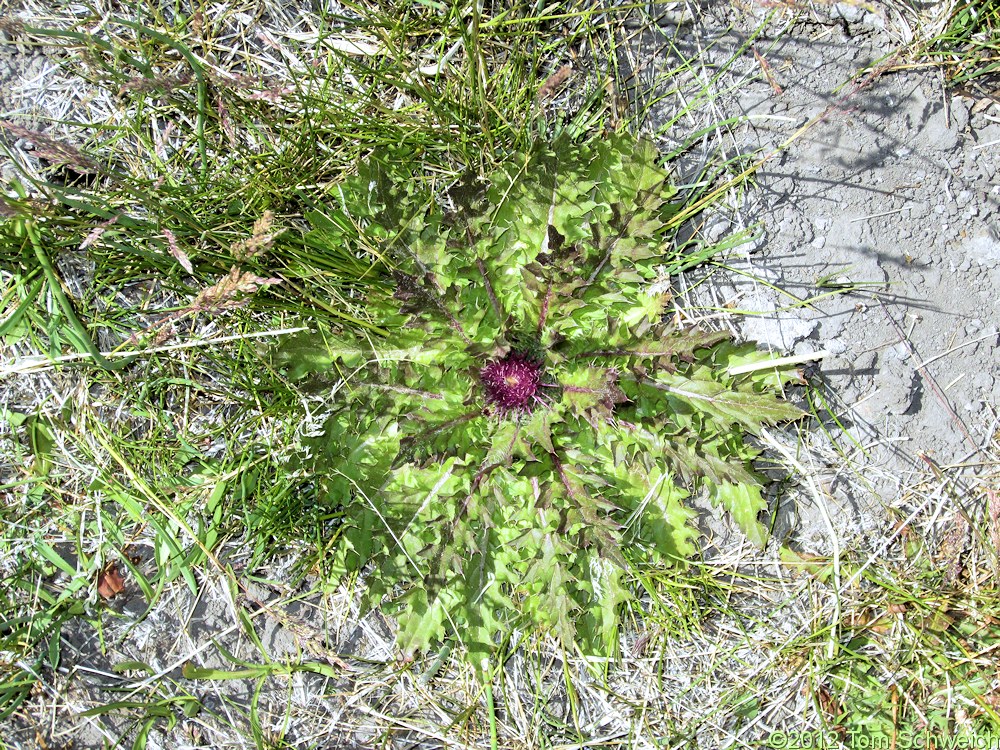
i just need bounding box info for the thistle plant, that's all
[277,133,804,668]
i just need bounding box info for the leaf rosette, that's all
[277,133,804,666]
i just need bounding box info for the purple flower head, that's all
[480,352,543,414]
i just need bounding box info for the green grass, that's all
[923,0,1000,88]
[3,1,1000,747]
[2,2,620,349]
[0,4,626,744]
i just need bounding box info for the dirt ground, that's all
[2,1,999,747]
[625,2,999,543]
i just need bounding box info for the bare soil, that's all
[625,2,998,543]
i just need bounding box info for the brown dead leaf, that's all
[97,563,126,599]
[538,64,572,101]
[751,46,783,95]
[601,369,628,407]
[815,684,844,725]
[938,510,970,585]
[844,609,894,633]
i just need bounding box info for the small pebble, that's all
[825,338,847,355]
[831,2,864,23]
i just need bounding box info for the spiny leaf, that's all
[645,371,805,433]
[277,131,805,671]
[520,408,558,456]
[396,586,449,658]
[613,462,699,563]
[710,482,770,548]
[579,556,630,655]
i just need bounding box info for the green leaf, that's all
[396,586,449,658]
[520,407,558,456]
[25,413,57,478]
[559,365,624,417]
[648,371,805,433]
[578,555,630,656]
[613,461,699,563]
[274,132,806,672]
[711,481,770,548]
[714,341,806,390]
